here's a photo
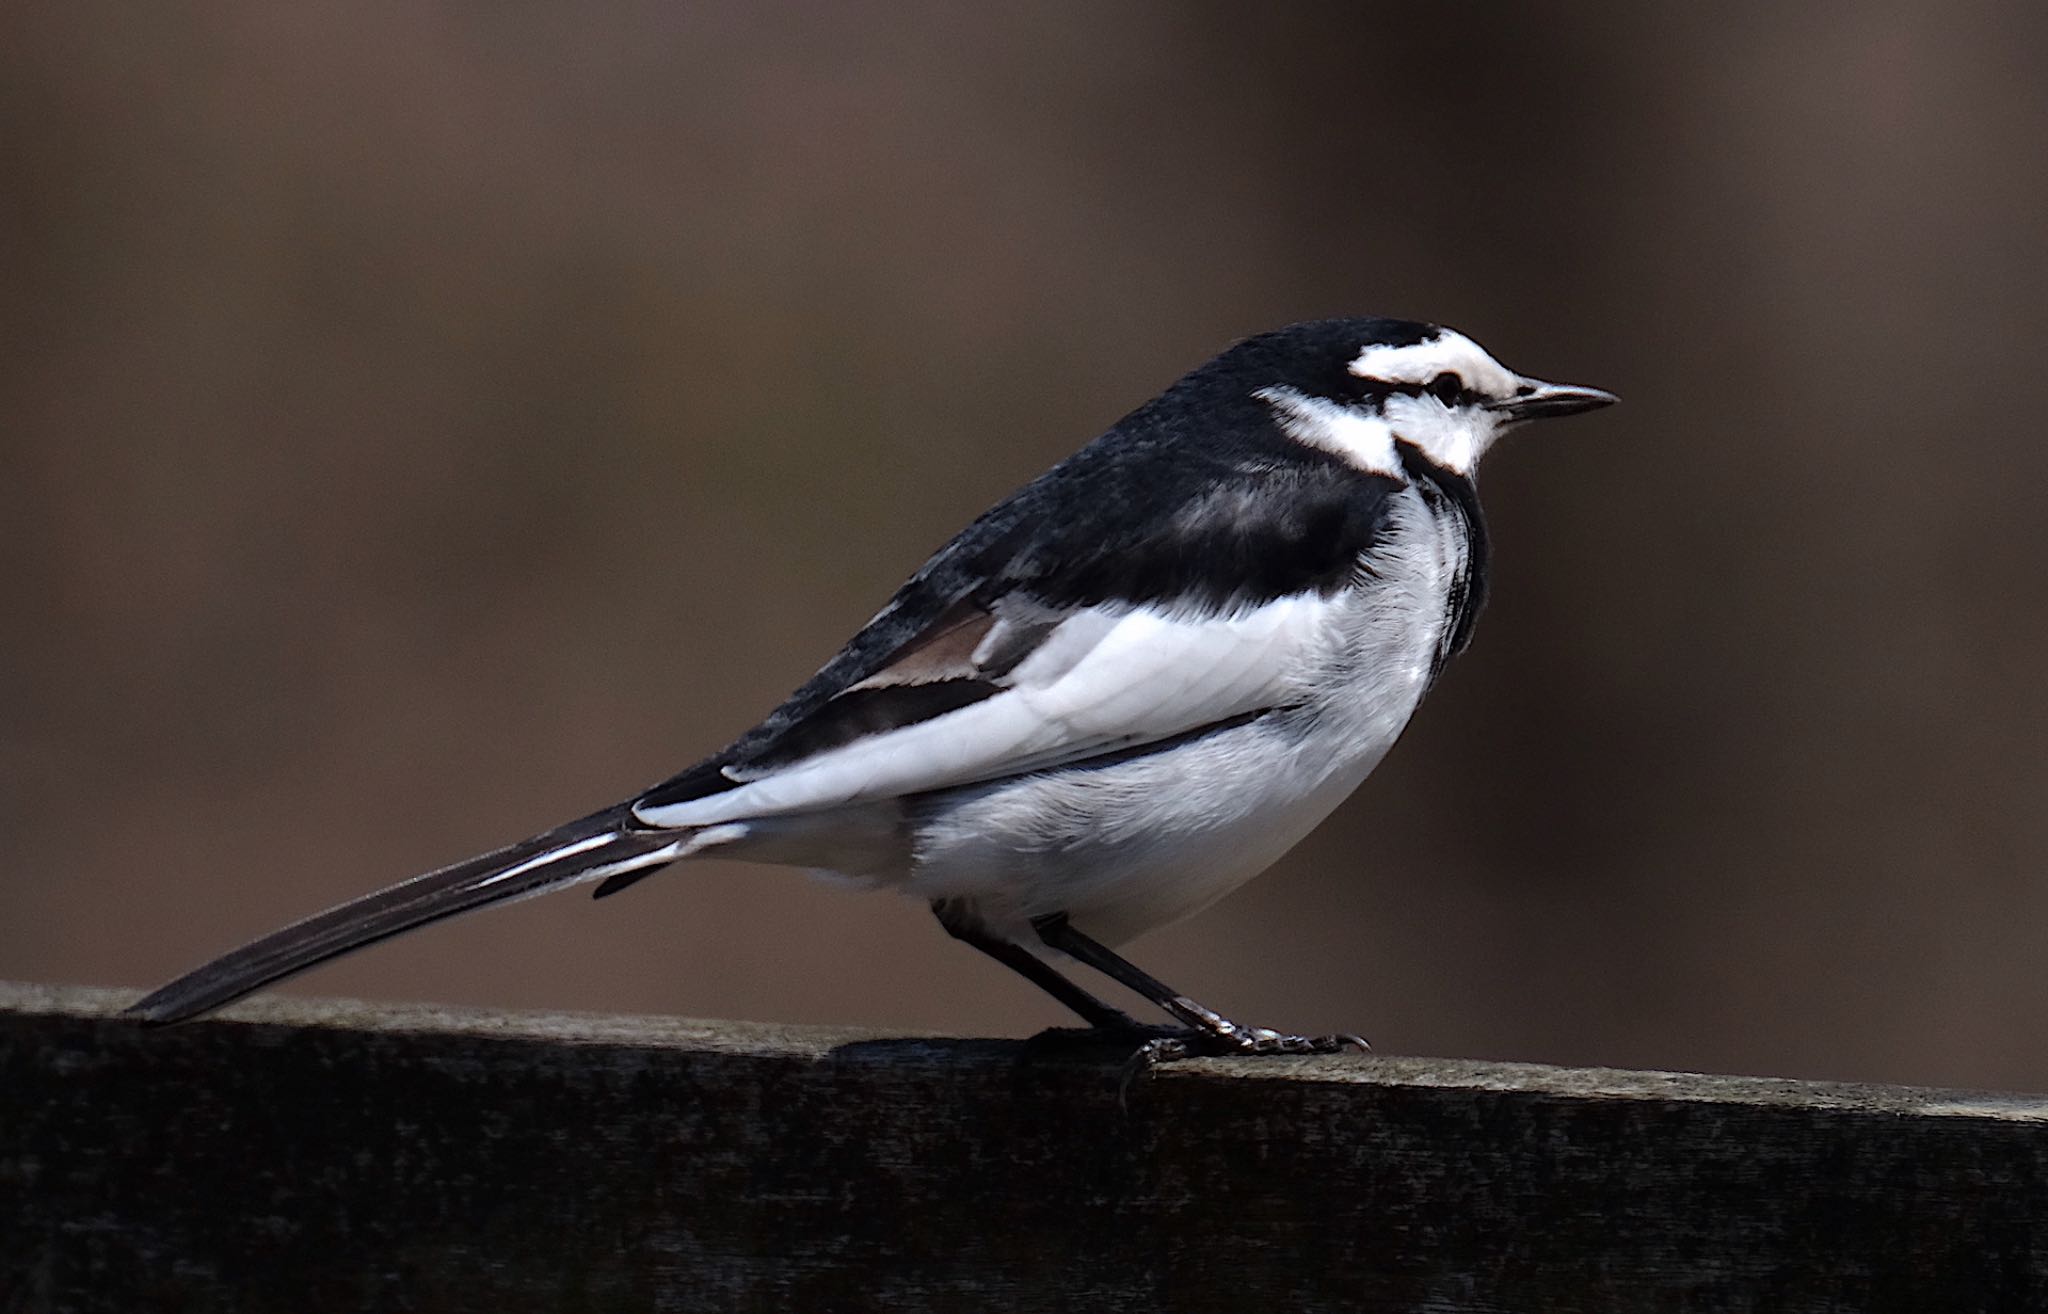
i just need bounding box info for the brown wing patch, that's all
[726,595,1067,775]
[849,598,1000,690]
[736,598,1005,771]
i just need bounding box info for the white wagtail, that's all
[129,317,1615,1054]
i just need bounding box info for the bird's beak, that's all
[1491,379,1619,423]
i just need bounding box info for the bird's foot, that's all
[1108,1024,1367,1111]
[1132,1023,1372,1066]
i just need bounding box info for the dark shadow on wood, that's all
[5,981,2046,1313]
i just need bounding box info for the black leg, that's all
[931,901,1142,1031]
[1032,912,1368,1057]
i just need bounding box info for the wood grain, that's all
[4,982,2045,1312]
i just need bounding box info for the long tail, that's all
[125,805,684,1025]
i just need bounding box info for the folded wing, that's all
[631,593,1335,828]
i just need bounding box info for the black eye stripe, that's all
[1345,372,1489,409]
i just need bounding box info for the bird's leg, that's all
[930,901,1144,1031]
[1031,913,1369,1059]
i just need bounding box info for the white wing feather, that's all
[631,595,1335,828]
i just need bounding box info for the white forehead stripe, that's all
[1256,386,1399,476]
[1347,329,1518,396]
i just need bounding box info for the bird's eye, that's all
[1427,372,1464,403]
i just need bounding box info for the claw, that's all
[1135,1035,1196,1065]
[1195,1020,1370,1057]
[1110,1022,1372,1110]
[1116,1033,1196,1110]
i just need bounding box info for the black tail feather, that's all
[126,805,671,1025]
[590,866,660,899]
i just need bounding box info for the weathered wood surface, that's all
[4,982,2046,1313]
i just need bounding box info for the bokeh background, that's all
[5,2,2045,1092]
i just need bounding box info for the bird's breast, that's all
[1302,484,1470,730]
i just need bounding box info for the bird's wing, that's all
[633,592,1344,827]
[632,442,1405,829]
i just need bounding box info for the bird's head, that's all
[1230,317,1616,477]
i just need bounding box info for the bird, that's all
[128,316,1615,1055]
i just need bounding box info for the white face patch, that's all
[1257,375,1501,477]
[1255,386,1399,475]
[1301,327,1530,475]
[1380,392,1486,473]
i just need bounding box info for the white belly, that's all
[899,704,1394,944]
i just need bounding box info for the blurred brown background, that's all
[4,3,2045,1092]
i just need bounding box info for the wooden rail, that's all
[4,981,2045,1312]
